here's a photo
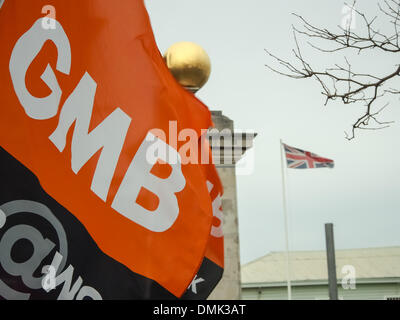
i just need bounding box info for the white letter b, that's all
[112,132,186,232]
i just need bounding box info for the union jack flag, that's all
[283,143,334,169]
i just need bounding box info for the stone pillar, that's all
[207,111,256,300]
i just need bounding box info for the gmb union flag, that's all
[0,0,224,299]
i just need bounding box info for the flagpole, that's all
[279,139,292,300]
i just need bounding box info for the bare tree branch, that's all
[265,0,400,139]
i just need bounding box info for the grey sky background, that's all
[144,0,400,264]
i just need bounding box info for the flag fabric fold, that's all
[182,138,224,299]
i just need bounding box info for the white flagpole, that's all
[280,139,292,300]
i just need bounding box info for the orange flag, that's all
[0,0,221,299]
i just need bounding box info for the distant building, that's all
[241,247,400,300]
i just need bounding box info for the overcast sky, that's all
[145,0,400,264]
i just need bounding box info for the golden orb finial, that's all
[163,42,211,93]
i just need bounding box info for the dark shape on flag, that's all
[283,143,334,169]
[181,257,223,300]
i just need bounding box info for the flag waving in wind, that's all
[0,0,223,300]
[182,138,224,299]
[279,141,334,299]
[283,143,334,169]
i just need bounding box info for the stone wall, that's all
[208,111,241,300]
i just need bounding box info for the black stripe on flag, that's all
[0,147,177,300]
[181,257,223,300]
